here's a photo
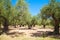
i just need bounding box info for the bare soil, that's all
[7,27,54,37]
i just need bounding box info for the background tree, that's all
[12,0,32,27]
[31,16,38,27]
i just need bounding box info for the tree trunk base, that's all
[54,26,59,35]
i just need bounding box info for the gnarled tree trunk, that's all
[3,21,9,33]
[54,20,59,34]
[0,16,9,33]
[52,14,59,34]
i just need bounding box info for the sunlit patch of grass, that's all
[0,34,60,40]
[0,35,12,40]
[44,37,60,40]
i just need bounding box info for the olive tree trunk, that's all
[3,20,9,33]
[52,14,59,35]
[54,20,59,34]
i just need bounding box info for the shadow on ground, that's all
[31,31,60,39]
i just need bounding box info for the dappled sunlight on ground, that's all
[8,26,54,37]
[0,26,60,40]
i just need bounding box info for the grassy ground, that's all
[0,34,60,40]
[0,26,60,40]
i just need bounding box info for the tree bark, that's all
[52,14,59,34]
[3,20,9,33]
[43,24,45,28]
[33,24,35,27]
[54,20,59,34]
[20,25,21,27]
[52,14,59,35]
[28,25,32,29]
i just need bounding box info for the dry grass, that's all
[0,26,60,40]
[0,34,60,40]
